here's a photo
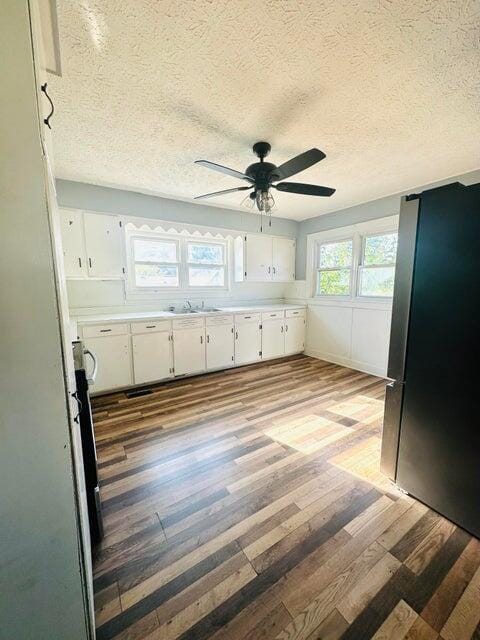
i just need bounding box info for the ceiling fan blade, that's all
[195,160,254,183]
[272,148,326,181]
[194,186,253,200]
[275,182,336,197]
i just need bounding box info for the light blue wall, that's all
[56,180,299,238]
[295,168,480,279]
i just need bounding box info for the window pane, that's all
[317,269,351,295]
[364,233,397,265]
[135,264,178,287]
[134,238,177,263]
[188,243,224,265]
[188,266,224,287]
[359,266,395,296]
[319,240,352,268]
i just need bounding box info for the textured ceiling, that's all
[49,0,480,220]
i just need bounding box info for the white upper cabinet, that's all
[245,234,273,281]
[60,210,87,278]
[272,238,296,282]
[243,234,295,282]
[60,209,126,279]
[83,212,125,278]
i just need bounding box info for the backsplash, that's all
[67,279,290,316]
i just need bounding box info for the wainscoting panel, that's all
[305,302,391,377]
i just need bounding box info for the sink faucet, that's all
[184,300,192,310]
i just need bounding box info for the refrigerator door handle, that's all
[387,196,420,381]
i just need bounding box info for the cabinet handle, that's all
[273,266,276,274]
[207,334,210,343]
[78,257,82,268]
[281,325,284,333]
[40,83,54,129]
[244,316,251,319]
[89,258,92,268]
[200,335,204,344]
[100,329,112,333]
[285,324,289,332]
[235,331,238,339]
[146,325,156,329]
[268,266,271,274]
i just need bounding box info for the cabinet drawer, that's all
[285,308,305,318]
[261,310,285,320]
[130,320,171,334]
[172,316,205,330]
[82,323,128,338]
[234,312,261,324]
[206,315,233,327]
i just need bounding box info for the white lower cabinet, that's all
[235,321,261,365]
[173,328,206,376]
[285,316,305,354]
[206,323,235,370]
[132,331,173,384]
[262,319,285,359]
[84,334,132,393]
[79,307,305,393]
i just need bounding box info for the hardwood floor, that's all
[91,355,480,640]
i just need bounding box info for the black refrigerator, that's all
[380,181,480,539]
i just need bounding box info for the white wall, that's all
[0,3,90,638]
[67,278,290,315]
[286,216,398,377]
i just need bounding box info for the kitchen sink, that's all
[170,307,222,314]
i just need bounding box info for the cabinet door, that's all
[272,237,295,282]
[60,210,87,277]
[206,324,235,370]
[173,328,206,375]
[262,319,285,359]
[245,234,273,281]
[132,332,173,385]
[235,323,261,365]
[83,212,125,278]
[84,334,132,393]
[285,316,305,354]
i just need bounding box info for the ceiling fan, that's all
[194,141,335,225]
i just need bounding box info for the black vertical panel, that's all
[396,183,480,538]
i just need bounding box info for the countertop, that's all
[74,303,306,325]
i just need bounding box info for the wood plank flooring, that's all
[91,355,480,640]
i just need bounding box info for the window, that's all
[187,242,226,287]
[358,232,398,297]
[316,239,353,296]
[132,237,179,287]
[128,233,228,292]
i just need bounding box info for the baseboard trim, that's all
[304,347,387,378]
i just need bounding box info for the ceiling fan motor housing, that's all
[245,161,277,190]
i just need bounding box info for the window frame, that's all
[126,230,229,295]
[131,235,181,289]
[315,237,355,299]
[186,240,228,289]
[307,216,399,304]
[357,231,398,299]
